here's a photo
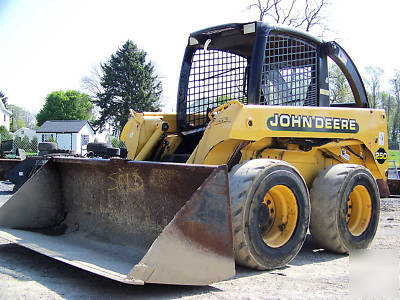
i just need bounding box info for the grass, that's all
[389,149,400,165]
[25,152,38,156]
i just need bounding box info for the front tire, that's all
[229,159,310,270]
[310,164,380,253]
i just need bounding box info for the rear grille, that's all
[260,33,318,106]
[185,49,248,128]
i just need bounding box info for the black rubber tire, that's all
[55,149,74,154]
[119,148,128,158]
[229,159,310,270]
[310,164,380,254]
[38,142,58,151]
[87,142,111,154]
[106,147,120,157]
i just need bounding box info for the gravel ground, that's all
[0,180,398,299]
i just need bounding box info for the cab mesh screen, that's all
[260,33,318,106]
[185,49,248,128]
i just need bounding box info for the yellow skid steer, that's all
[0,22,388,285]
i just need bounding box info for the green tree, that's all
[30,136,38,153]
[8,104,36,131]
[13,136,22,149]
[0,126,11,141]
[0,91,7,106]
[110,137,120,148]
[363,66,384,109]
[390,73,400,148]
[329,63,354,104]
[36,90,93,127]
[93,40,162,134]
[13,119,26,131]
[380,91,394,126]
[110,137,126,148]
[21,135,30,151]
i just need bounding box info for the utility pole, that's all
[10,108,14,132]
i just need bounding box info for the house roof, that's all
[36,120,94,133]
[0,101,12,116]
[14,127,36,136]
[15,127,36,134]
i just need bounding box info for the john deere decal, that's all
[267,113,359,133]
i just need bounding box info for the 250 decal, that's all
[375,148,387,164]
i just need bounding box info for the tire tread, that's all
[310,164,379,254]
[230,159,309,270]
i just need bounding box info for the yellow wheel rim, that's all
[346,185,372,236]
[260,185,298,248]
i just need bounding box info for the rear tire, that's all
[87,142,111,154]
[38,142,58,151]
[229,159,310,270]
[310,164,380,253]
[106,147,120,157]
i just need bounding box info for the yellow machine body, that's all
[121,101,388,189]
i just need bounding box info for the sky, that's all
[1,0,400,115]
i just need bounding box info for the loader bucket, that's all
[0,157,234,285]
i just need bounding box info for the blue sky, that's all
[1,0,399,114]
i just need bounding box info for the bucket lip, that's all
[0,228,145,285]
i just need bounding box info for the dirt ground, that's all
[0,180,398,300]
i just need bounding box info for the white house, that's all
[14,127,36,141]
[36,120,95,154]
[0,101,12,131]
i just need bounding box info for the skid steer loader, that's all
[0,22,388,285]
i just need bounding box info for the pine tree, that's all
[30,136,38,153]
[94,40,162,133]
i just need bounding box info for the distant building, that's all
[0,101,12,131]
[93,123,115,143]
[14,127,36,141]
[36,120,95,154]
